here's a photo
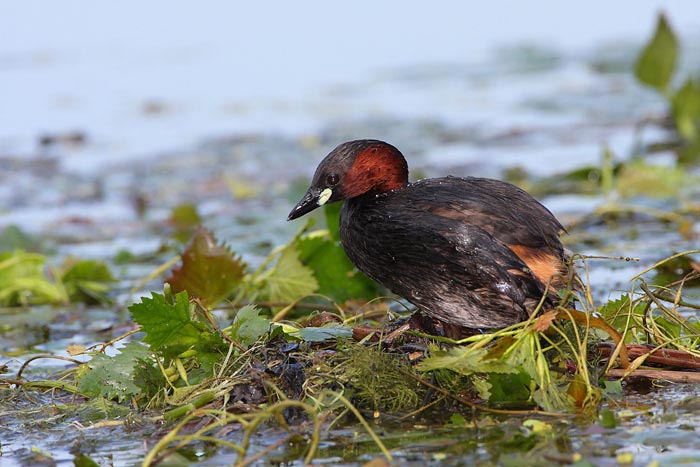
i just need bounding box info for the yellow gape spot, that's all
[318,188,333,206]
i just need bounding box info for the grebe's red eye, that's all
[326,174,340,186]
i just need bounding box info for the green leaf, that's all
[61,258,115,304]
[599,409,618,429]
[77,342,151,402]
[189,331,229,383]
[672,78,700,141]
[166,227,246,307]
[129,291,206,358]
[73,453,101,467]
[0,251,67,306]
[418,345,517,375]
[448,413,468,427]
[602,380,624,398]
[487,370,532,404]
[169,202,202,243]
[228,305,270,347]
[324,202,342,242]
[297,323,353,342]
[297,231,382,303]
[634,13,678,92]
[261,245,318,304]
[132,354,168,399]
[597,295,647,343]
[531,352,575,411]
[653,316,682,340]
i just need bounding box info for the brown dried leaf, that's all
[66,344,85,356]
[166,227,246,307]
[532,309,558,332]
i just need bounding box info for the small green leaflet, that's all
[602,380,623,398]
[73,453,101,467]
[169,202,202,243]
[61,258,115,304]
[261,245,318,304]
[487,370,532,404]
[297,324,353,342]
[0,252,115,306]
[635,13,678,92]
[672,79,700,141]
[77,342,150,402]
[417,345,516,375]
[129,291,206,359]
[596,294,647,343]
[0,251,67,306]
[228,305,270,347]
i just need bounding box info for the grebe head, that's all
[288,139,409,220]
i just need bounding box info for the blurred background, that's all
[1,1,699,272]
[3,2,699,159]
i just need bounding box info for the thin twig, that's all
[605,368,700,383]
[16,355,82,380]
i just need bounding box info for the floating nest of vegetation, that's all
[2,220,699,465]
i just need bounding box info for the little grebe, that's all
[288,139,570,330]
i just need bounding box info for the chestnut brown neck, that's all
[344,142,409,198]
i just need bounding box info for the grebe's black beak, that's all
[287,187,322,221]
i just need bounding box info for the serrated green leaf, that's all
[61,258,115,304]
[228,305,270,347]
[297,231,382,303]
[77,342,151,402]
[672,78,700,141]
[166,227,246,307]
[129,291,206,358]
[262,245,318,304]
[635,13,678,92]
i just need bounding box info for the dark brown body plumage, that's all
[340,176,566,329]
[288,140,570,330]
